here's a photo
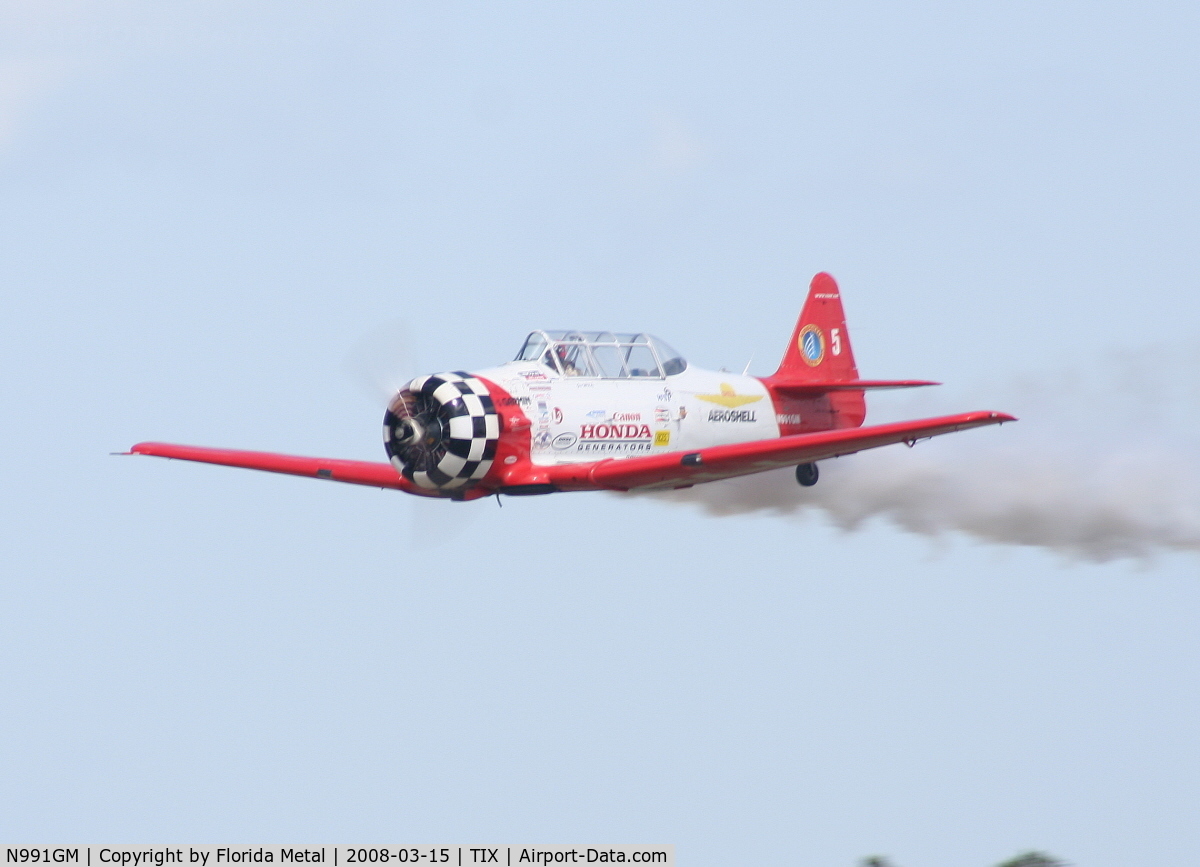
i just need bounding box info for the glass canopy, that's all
[515,331,687,378]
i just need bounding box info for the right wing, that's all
[128,442,428,493]
[546,410,1015,491]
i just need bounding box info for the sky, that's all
[2,2,1199,865]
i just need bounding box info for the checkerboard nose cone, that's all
[382,372,501,493]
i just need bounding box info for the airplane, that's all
[128,273,1015,500]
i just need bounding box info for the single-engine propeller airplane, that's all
[129,273,1015,500]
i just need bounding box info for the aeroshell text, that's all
[707,409,757,423]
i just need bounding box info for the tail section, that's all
[774,272,859,381]
[762,273,937,433]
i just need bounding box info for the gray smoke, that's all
[647,348,1200,563]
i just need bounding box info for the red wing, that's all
[545,411,1015,491]
[129,442,423,493]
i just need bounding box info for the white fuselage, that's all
[473,360,781,465]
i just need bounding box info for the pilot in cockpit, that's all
[542,344,580,375]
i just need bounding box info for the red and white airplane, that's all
[130,273,1014,500]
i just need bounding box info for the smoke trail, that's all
[648,347,1200,562]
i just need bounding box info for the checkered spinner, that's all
[383,371,500,492]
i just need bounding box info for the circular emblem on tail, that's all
[798,324,825,367]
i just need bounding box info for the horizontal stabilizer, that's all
[770,378,940,394]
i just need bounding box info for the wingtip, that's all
[114,442,154,456]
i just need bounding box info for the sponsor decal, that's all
[519,370,548,380]
[678,405,687,420]
[578,441,653,454]
[553,407,564,424]
[500,396,531,407]
[708,409,757,423]
[534,431,551,448]
[537,400,549,423]
[798,324,825,366]
[577,422,654,454]
[611,411,641,421]
[586,409,606,418]
[654,430,670,446]
[776,413,803,425]
[552,432,578,450]
[657,388,673,402]
[655,407,670,423]
[581,423,652,439]
[696,383,764,408]
[578,442,653,453]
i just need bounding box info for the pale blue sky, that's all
[2,3,1199,865]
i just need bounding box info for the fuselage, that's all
[469,358,856,467]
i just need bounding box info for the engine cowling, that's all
[383,372,500,492]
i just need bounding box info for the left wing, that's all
[545,410,1015,491]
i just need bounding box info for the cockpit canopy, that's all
[515,330,687,378]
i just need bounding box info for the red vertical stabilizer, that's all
[774,272,860,382]
[761,272,865,433]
